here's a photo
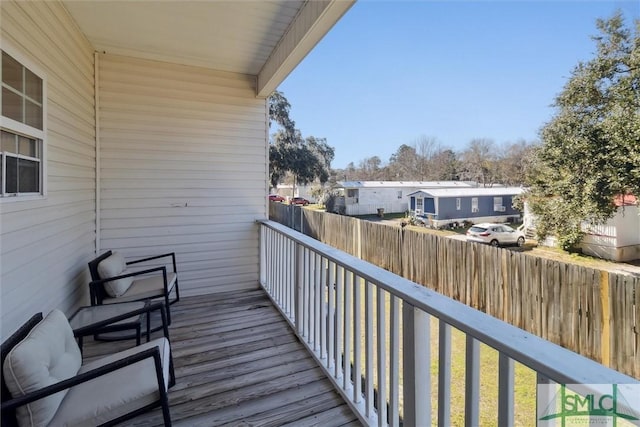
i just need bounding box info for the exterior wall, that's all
[98,54,267,296]
[1,1,96,338]
[345,202,408,216]
[581,205,640,261]
[411,194,521,226]
[524,201,639,261]
[344,187,410,215]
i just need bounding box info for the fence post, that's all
[600,271,610,367]
[356,218,362,259]
[403,302,430,426]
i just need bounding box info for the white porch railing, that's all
[259,220,639,426]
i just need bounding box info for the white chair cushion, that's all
[2,310,82,427]
[102,272,177,304]
[48,338,170,427]
[97,252,133,297]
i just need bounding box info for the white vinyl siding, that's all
[1,1,96,337]
[98,54,266,296]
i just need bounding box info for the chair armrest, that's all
[90,266,167,285]
[127,253,176,269]
[1,347,164,412]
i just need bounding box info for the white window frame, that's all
[456,197,461,210]
[1,42,47,201]
[397,190,402,199]
[471,197,479,213]
[493,196,504,211]
[416,198,423,211]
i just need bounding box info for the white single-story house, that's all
[337,180,476,215]
[275,183,317,203]
[524,195,640,262]
[408,187,524,228]
[0,0,354,339]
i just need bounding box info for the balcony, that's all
[83,220,638,426]
[83,289,361,426]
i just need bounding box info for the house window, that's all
[456,198,461,210]
[397,190,402,199]
[347,189,358,198]
[471,197,479,213]
[416,198,423,211]
[1,49,45,198]
[494,197,504,211]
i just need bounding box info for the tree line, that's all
[332,136,536,186]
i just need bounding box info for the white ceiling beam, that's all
[256,0,355,98]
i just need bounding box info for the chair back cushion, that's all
[97,251,133,297]
[2,310,82,427]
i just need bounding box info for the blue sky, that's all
[277,0,640,169]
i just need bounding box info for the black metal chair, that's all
[88,251,180,325]
[1,311,174,426]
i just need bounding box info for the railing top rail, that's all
[259,219,638,385]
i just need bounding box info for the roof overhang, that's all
[62,0,354,97]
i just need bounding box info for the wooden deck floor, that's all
[82,289,362,427]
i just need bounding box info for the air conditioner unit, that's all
[495,206,506,212]
[414,209,422,215]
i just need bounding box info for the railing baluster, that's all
[295,243,303,334]
[320,257,327,360]
[269,229,278,298]
[377,287,387,427]
[328,261,335,369]
[465,335,480,426]
[498,353,515,427]
[315,253,322,352]
[365,281,374,418]
[389,295,400,427]
[438,320,451,427]
[310,252,317,347]
[335,264,344,378]
[289,238,294,316]
[273,231,278,301]
[287,235,291,312]
[272,230,277,299]
[277,232,282,306]
[403,303,430,426]
[304,248,310,339]
[353,275,362,404]
[344,270,353,391]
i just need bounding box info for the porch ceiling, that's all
[62,0,354,96]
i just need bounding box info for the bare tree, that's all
[358,156,385,180]
[414,135,441,180]
[497,139,537,186]
[459,138,498,186]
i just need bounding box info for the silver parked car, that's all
[466,223,525,247]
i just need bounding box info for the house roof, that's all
[62,1,354,97]
[614,194,637,207]
[338,181,476,189]
[408,187,525,198]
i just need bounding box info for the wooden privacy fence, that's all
[269,205,640,379]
